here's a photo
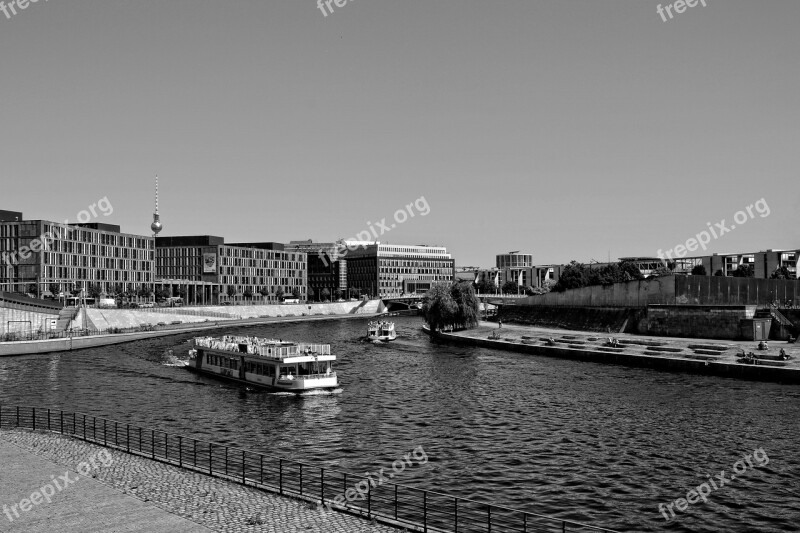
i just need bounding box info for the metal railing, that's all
[0,405,620,533]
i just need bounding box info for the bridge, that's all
[381,293,528,311]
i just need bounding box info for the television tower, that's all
[151,175,163,237]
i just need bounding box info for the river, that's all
[1,315,798,532]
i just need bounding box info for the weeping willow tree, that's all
[423,281,480,332]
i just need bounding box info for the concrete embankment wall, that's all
[426,328,800,384]
[498,306,645,333]
[521,277,800,308]
[499,304,767,340]
[0,307,58,335]
[0,301,385,357]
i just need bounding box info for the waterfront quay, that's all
[0,300,384,357]
[0,406,618,533]
[0,428,397,533]
[427,322,800,383]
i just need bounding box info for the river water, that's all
[1,316,798,532]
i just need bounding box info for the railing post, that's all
[394,484,398,519]
[114,422,118,446]
[320,468,324,503]
[32,407,35,431]
[103,419,107,446]
[179,436,183,467]
[488,504,491,533]
[75,413,77,436]
[127,425,130,453]
[279,459,283,495]
[209,444,213,475]
[454,498,458,533]
[152,430,155,459]
[367,481,371,517]
[47,408,50,431]
[225,447,228,476]
[194,440,197,467]
[423,491,427,533]
[60,411,63,434]
[139,427,142,453]
[165,433,168,462]
[16,406,19,427]
[260,455,263,485]
[300,463,303,495]
[0,404,3,428]
[562,521,566,533]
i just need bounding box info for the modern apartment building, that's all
[344,243,454,297]
[0,211,154,296]
[155,236,307,303]
[285,240,347,301]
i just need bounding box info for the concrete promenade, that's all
[0,311,384,358]
[429,322,800,383]
[0,429,401,533]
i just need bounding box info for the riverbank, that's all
[0,428,400,532]
[0,312,383,357]
[425,322,800,383]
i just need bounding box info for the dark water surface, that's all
[1,316,798,532]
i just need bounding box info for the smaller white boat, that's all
[367,320,397,342]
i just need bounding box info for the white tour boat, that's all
[187,335,338,392]
[366,320,397,342]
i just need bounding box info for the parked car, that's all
[139,302,155,308]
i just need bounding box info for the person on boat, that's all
[498,319,502,329]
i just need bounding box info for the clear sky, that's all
[1,0,797,267]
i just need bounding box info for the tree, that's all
[552,261,590,292]
[732,264,754,278]
[527,280,555,296]
[321,288,331,301]
[648,266,674,278]
[770,266,792,279]
[155,287,171,301]
[501,281,518,294]
[292,288,301,300]
[691,265,708,276]
[275,286,285,302]
[422,282,458,332]
[27,284,39,297]
[138,285,153,299]
[449,282,480,329]
[259,287,270,300]
[474,278,498,294]
[243,288,254,300]
[714,269,724,277]
[348,287,361,299]
[87,283,102,299]
[48,283,60,298]
[226,285,237,301]
[307,287,315,301]
[333,289,343,301]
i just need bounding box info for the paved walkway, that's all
[465,321,800,365]
[0,429,401,533]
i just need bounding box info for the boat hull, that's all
[185,364,338,392]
